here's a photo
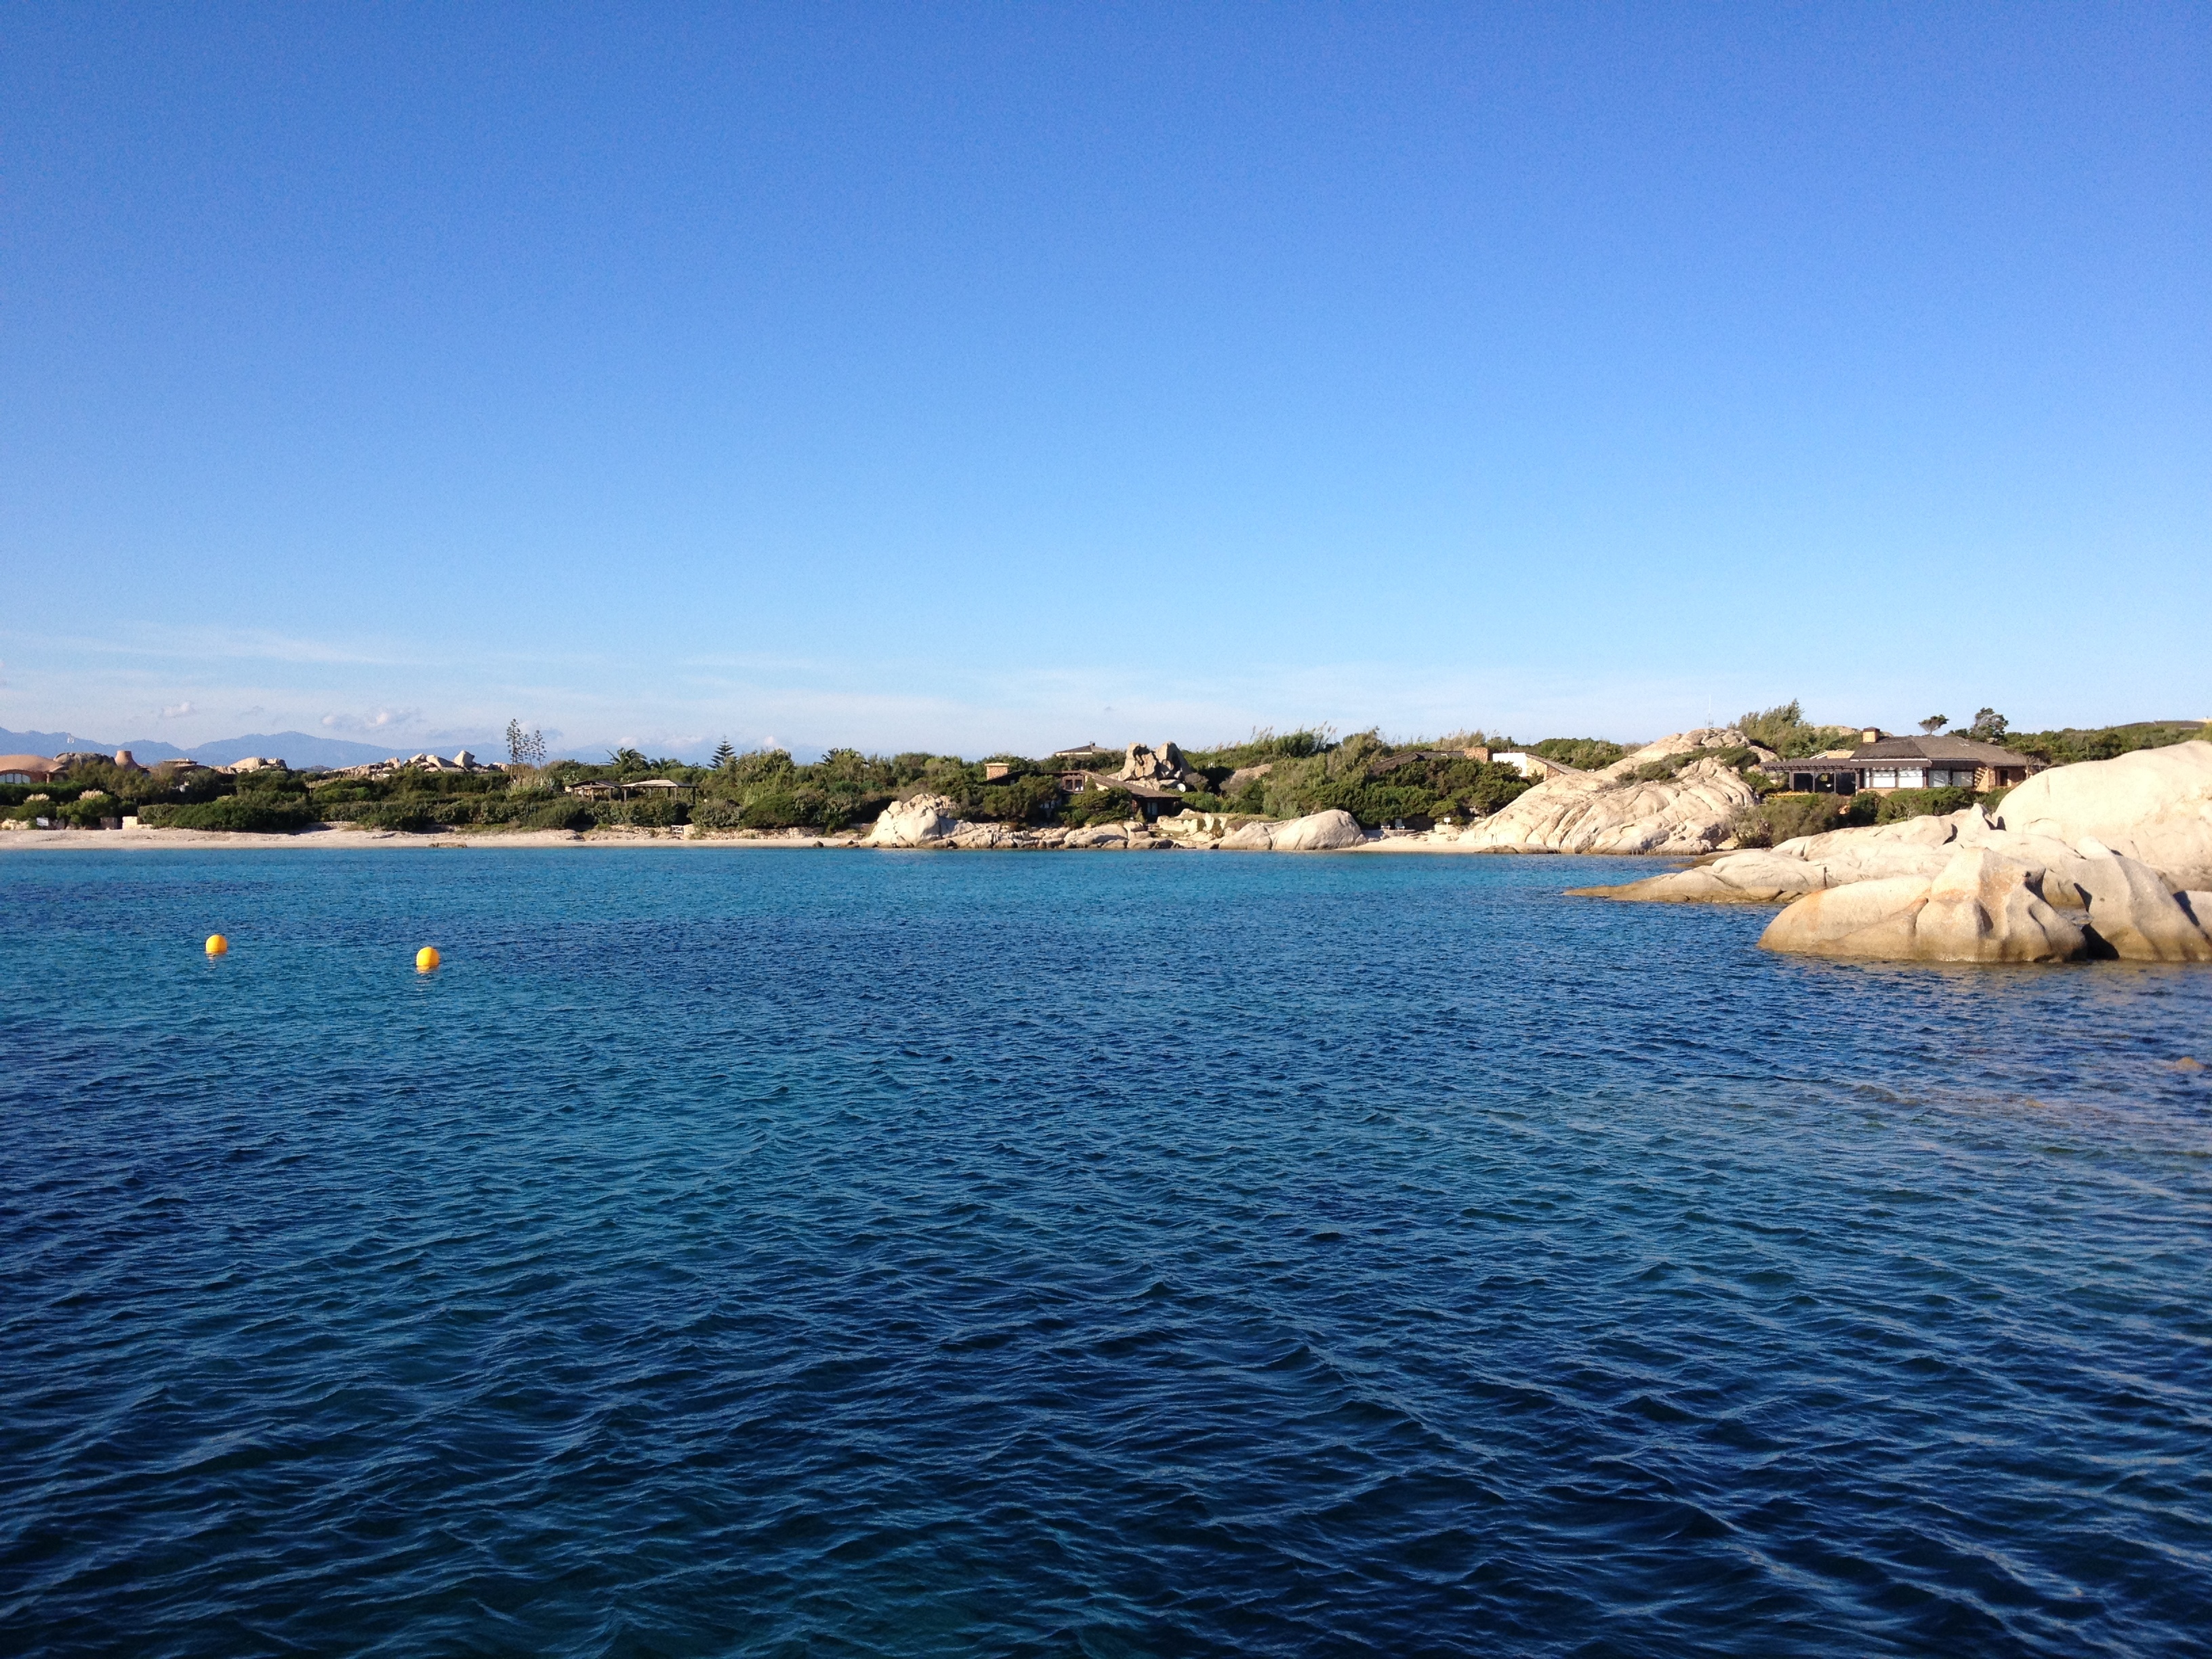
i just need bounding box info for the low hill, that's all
[0,726,434,769]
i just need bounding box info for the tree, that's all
[505,720,546,767]
[712,739,737,770]
[1919,714,1949,734]
[1966,708,2009,742]
[1736,700,1805,751]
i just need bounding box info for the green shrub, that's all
[1874,787,1976,825]
[972,774,1062,824]
[738,791,805,830]
[144,796,320,834]
[1061,785,1133,827]
[1842,791,1880,826]
[1737,699,1860,759]
[1528,737,1628,771]
[57,795,121,827]
[351,802,442,832]
[523,799,594,831]
[1734,793,1845,847]
[2008,720,2212,766]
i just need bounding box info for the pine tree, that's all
[712,739,737,770]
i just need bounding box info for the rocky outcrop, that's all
[865,794,966,846]
[1570,849,1843,903]
[1991,741,2212,888]
[1220,808,1366,851]
[1457,741,1759,855]
[2069,845,2212,962]
[1753,836,2212,964]
[1062,822,1168,850]
[1562,739,2212,968]
[1580,810,1982,901]
[1759,845,2089,963]
[1118,741,1206,792]
[1599,726,1766,777]
[325,750,502,781]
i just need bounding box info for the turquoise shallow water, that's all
[2,846,2209,1657]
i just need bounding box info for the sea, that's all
[3,847,2208,1658]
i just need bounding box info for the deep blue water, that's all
[3,846,2209,1658]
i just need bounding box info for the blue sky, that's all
[4,3,2205,759]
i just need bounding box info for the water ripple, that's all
[2,848,2209,1656]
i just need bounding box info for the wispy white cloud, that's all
[318,707,422,733]
[0,623,414,669]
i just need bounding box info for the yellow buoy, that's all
[205,933,228,956]
[415,945,441,972]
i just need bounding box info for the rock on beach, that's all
[864,794,967,846]
[1578,740,2212,968]
[1457,731,1761,855]
[1992,741,2212,889]
[1757,846,2088,963]
[1218,809,1366,851]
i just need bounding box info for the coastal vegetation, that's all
[8,712,2207,838]
[1735,700,1861,758]
[1527,737,1629,771]
[1732,786,1999,848]
[2008,720,2212,767]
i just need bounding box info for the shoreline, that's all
[0,823,1612,855]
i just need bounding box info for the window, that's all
[1897,768,1927,788]
[1869,768,1899,789]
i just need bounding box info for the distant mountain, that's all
[0,726,185,761]
[0,726,470,769]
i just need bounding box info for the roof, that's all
[1849,736,2035,766]
[1058,769,1184,799]
[0,754,58,775]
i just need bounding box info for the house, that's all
[1057,769,1187,821]
[565,777,690,801]
[1771,732,2042,796]
[1493,751,1584,782]
[0,754,60,785]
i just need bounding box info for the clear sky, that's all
[4,3,2205,759]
